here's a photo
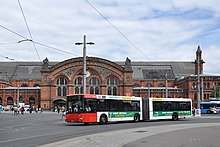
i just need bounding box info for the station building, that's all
[0,46,220,110]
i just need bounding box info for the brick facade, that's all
[1,47,220,109]
[40,57,133,109]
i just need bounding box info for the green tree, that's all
[211,86,220,98]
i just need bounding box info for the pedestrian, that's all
[61,109,66,120]
[21,106,25,115]
[57,106,60,113]
[35,106,38,113]
[14,106,18,115]
[193,107,196,116]
[29,105,32,113]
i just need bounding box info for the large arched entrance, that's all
[29,97,35,106]
[41,57,133,108]
[53,98,66,112]
[0,97,2,105]
[7,97,13,106]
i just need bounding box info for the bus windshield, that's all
[66,95,84,113]
[66,95,97,113]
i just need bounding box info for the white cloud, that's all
[0,0,220,74]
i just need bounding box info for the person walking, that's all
[61,109,66,120]
[14,106,18,115]
[57,106,60,113]
[21,106,25,115]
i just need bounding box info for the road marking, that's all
[0,131,67,144]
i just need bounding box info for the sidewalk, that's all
[38,122,220,147]
[1,110,59,114]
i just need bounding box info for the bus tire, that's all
[99,114,108,125]
[134,114,140,122]
[172,113,178,121]
[207,110,211,114]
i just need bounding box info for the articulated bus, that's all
[65,94,192,125]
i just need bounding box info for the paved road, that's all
[124,124,220,147]
[41,123,220,147]
[1,111,220,147]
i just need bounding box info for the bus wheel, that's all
[172,113,178,121]
[134,114,140,122]
[99,115,107,125]
[207,110,211,114]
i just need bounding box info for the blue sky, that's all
[0,0,220,74]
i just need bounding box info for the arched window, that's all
[158,83,165,87]
[75,77,82,85]
[146,83,152,87]
[207,82,210,89]
[21,83,28,87]
[204,94,207,100]
[107,87,112,95]
[90,87,94,94]
[192,83,196,89]
[63,87,67,96]
[133,83,140,87]
[57,77,67,85]
[19,96,24,103]
[57,87,62,96]
[95,87,99,94]
[108,77,118,85]
[113,87,117,95]
[29,97,35,105]
[203,83,207,89]
[7,97,13,106]
[107,77,118,95]
[56,77,68,97]
[89,77,100,94]
[33,84,40,87]
[90,77,99,85]
[75,87,83,94]
[75,87,80,94]
[74,77,83,94]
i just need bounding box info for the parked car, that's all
[3,106,10,111]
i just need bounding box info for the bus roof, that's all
[67,94,96,98]
[96,95,141,100]
[67,94,141,100]
[200,101,220,104]
[149,97,191,101]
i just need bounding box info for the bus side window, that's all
[153,101,162,111]
[131,101,140,111]
[106,100,118,111]
[97,100,105,111]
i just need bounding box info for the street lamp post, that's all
[17,86,20,107]
[165,73,168,98]
[197,56,200,111]
[148,84,150,98]
[75,35,94,94]
[18,39,32,43]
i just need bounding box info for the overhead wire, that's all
[84,0,151,61]
[84,1,186,81]
[0,42,18,45]
[0,24,27,39]
[17,0,41,61]
[34,41,78,56]
[0,24,78,56]
[0,53,14,60]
